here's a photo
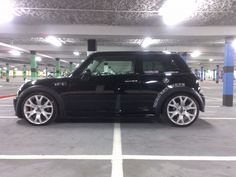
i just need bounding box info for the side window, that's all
[83,56,135,76]
[143,60,165,74]
[142,55,180,74]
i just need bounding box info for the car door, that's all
[119,54,168,114]
[62,57,117,117]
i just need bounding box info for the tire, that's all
[163,93,199,127]
[21,92,58,126]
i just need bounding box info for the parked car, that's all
[14,51,205,127]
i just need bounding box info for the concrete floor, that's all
[0,78,236,177]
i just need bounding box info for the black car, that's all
[14,51,205,127]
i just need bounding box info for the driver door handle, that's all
[125,80,138,83]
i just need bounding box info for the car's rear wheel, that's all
[163,94,199,127]
[22,93,57,125]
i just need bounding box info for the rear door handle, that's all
[124,80,138,83]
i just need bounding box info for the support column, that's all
[213,69,216,81]
[6,63,9,82]
[30,51,37,80]
[23,65,27,81]
[200,66,204,81]
[216,65,219,83]
[204,69,206,80]
[181,52,188,63]
[13,68,16,78]
[223,37,235,107]
[69,62,73,74]
[45,66,48,78]
[87,39,97,56]
[0,65,2,79]
[55,58,61,78]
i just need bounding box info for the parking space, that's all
[0,80,236,177]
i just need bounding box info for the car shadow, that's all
[16,116,214,130]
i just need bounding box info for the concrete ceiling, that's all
[13,0,236,26]
[0,0,236,70]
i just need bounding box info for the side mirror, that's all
[81,69,92,81]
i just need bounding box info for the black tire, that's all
[21,92,58,126]
[162,93,199,127]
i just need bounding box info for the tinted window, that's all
[84,56,135,76]
[142,55,180,74]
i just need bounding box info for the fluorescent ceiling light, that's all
[61,60,69,63]
[45,36,63,47]
[209,58,214,62]
[9,50,21,56]
[36,56,42,62]
[190,50,201,58]
[141,37,158,48]
[0,0,14,23]
[163,50,171,54]
[73,51,80,56]
[159,0,200,25]
[81,59,85,62]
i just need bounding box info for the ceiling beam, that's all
[1,25,236,37]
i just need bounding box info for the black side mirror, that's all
[81,69,92,81]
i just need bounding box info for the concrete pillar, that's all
[200,66,204,81]
[0,65,2,79]
[181,52,188,63]
[23,65,27,81]
[87,39,97,56]
[223,37,235,107]
[55,58,61,78]
[6,63,9,82]
[204,69,206,80]
[30,51,37,80]
[213,69,216,81]
[13,68,16,78]
[194,69,198,78]
[69,62,73,74]
[216,65,219,83]
[45,66,48,78]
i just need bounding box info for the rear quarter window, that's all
[141,55,181,74]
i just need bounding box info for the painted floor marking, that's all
[0,104,13,107]
[0,116,17,119]
[111,123,123,177]
[201,117,236,120]
[1,155,236,161]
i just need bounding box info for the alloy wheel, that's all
[167,96,198,126]
[23,95,54,125]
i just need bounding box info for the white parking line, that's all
[0,97,14,101]
[123,155,236,161]
[0,104,13,107]
[111,123,123,177]
[1,155,236,161]
[0,116,17,119]
[201,117,236,120]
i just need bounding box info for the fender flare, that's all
[153,86,205,116]
[16,85,65,119]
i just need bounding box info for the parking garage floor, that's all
[0,78,236,177]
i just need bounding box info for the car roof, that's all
[91,51,178,56]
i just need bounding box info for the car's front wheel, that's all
[164,94,199,127]
[22,93,57,125]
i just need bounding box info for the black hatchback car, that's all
[14,51,205,127]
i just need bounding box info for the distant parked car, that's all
[14,51,205,127]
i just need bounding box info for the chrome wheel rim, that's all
[167,96,197,126]
[23,95,54,125]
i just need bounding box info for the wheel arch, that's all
[154,86,205,116]
[16,85,65,120]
